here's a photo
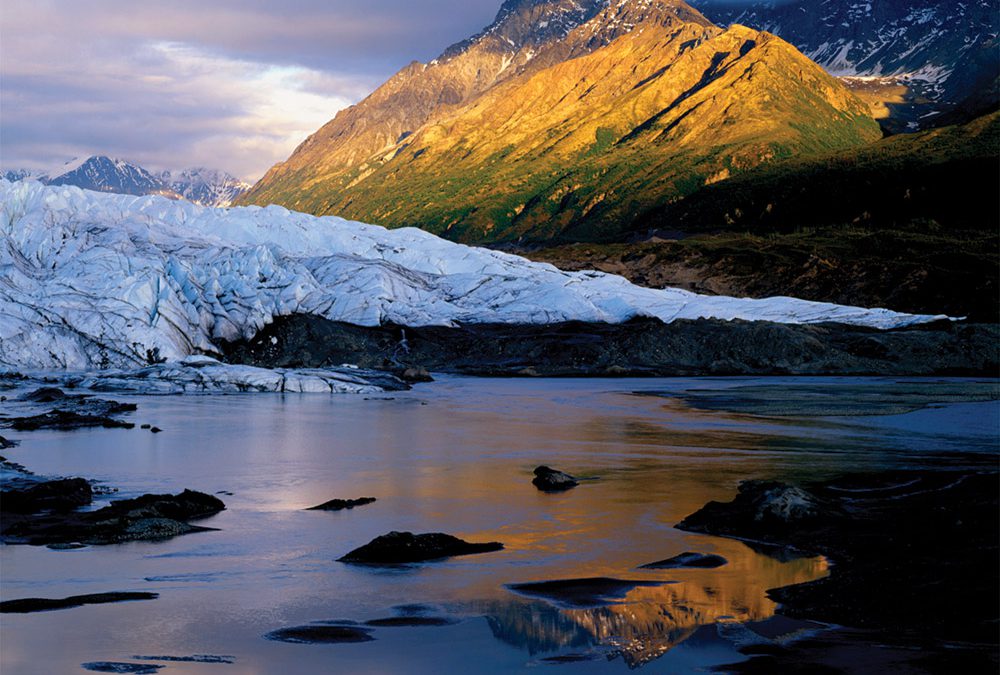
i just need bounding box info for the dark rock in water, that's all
[363,616,457,627]
[18,387,75,403]
[338,531,504,564]
[639,551,728,569]
[150,427,162,433]
[2,489,225,546]
[400,366,434,382]
[1,477,93,514]
[140,424,151,430]
[132,655,235,664]
[265,625,375,644]
[6,409,136,431]
[532,466,578,492]
[82,663,162,674]
[678,471,999,648]
[1,591,158,613]
[540,653,606,664]
[506,577,666,608]
[677,480,825,541]
[307,497,376,511]
[0,435,18,449]
[46,542,88,550]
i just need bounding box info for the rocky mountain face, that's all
[46,156,179,198]
[241,0,880,244]
[3,157,249,207]
[691,0,999,127]
[158,168,251,208]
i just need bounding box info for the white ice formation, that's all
[1,179,947,373]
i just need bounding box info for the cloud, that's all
[0,0,502,181]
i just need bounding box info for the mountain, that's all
[158,168,250,207]
[690,0,1000,128]
[3,156,250,207]
[530,111,1000,321]
[46,156,181,198]
[240,0,881,244]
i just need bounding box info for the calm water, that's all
[1,376,997,674]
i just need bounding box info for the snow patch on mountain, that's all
[0,180,947,371]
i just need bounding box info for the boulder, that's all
[307,497,376,511]
[639,552,728,569]
[532,466,579,492]
[338,531,503,564]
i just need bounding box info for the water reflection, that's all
[464,542,828,668]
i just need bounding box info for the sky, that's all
[0,0,505,182]
[0,0,746,183]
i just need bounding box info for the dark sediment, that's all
[1,592,158,613]
[221,314,999,377]
[677,470,999,671]
[307,497,376,511]
[639,552,727,569]
[2,489,225,546]
[531,466,578,492]
[338,531,504,564]
[264,625,375,644]
[506,578,666,608]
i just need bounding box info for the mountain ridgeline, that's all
[4,157,250,207]
[240,0,881,244]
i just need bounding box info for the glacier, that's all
[0,179,947,373]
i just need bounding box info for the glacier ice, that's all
[0,179,947,372]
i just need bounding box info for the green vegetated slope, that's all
[529,112,1000,319]
[242,0,880,244]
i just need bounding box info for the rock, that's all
[363,616,457,627]
[677,480,824,540]
[1,591,158,613]
[150,427,162,433]
[82,663,162,674]
[140,424,151,429]
[18,387,76,403]
[1,489,225,546]
[307,497,376,511]
[0,435,17,449]
[6,409,136,431]
[639,552,728,569]
[131,655,235,664]
[1,477,93,513]
[400,366,434,383]
[532,466,579,492]
[506,577,666,608]
[264,625,375,644]
[338,531,504,564]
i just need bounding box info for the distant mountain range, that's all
[241,0,881,244]
[3,156,250,207]
[690,0,999,127]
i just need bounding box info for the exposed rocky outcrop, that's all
[506,578,667,608]
[264,625,375,644]
[2,489,225,546]
[639,552,727,569]
[223,314,999,377]
[338,531,504,564]
[1,592,158,614]
[677,471,999,648]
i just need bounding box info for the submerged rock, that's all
[338,531,504,564]
[506,577,665,608]
[1,477,93,514]
[131,655,235,664]
[264,625,375,644]
[532,466,579,492]
[2,489,225,546]
[82,663,162,674]
[363,616,457,627]
[1,591,158,613]
[639,552,728,569]
[307,497,376,511]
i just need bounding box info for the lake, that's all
[1,376,997,674]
